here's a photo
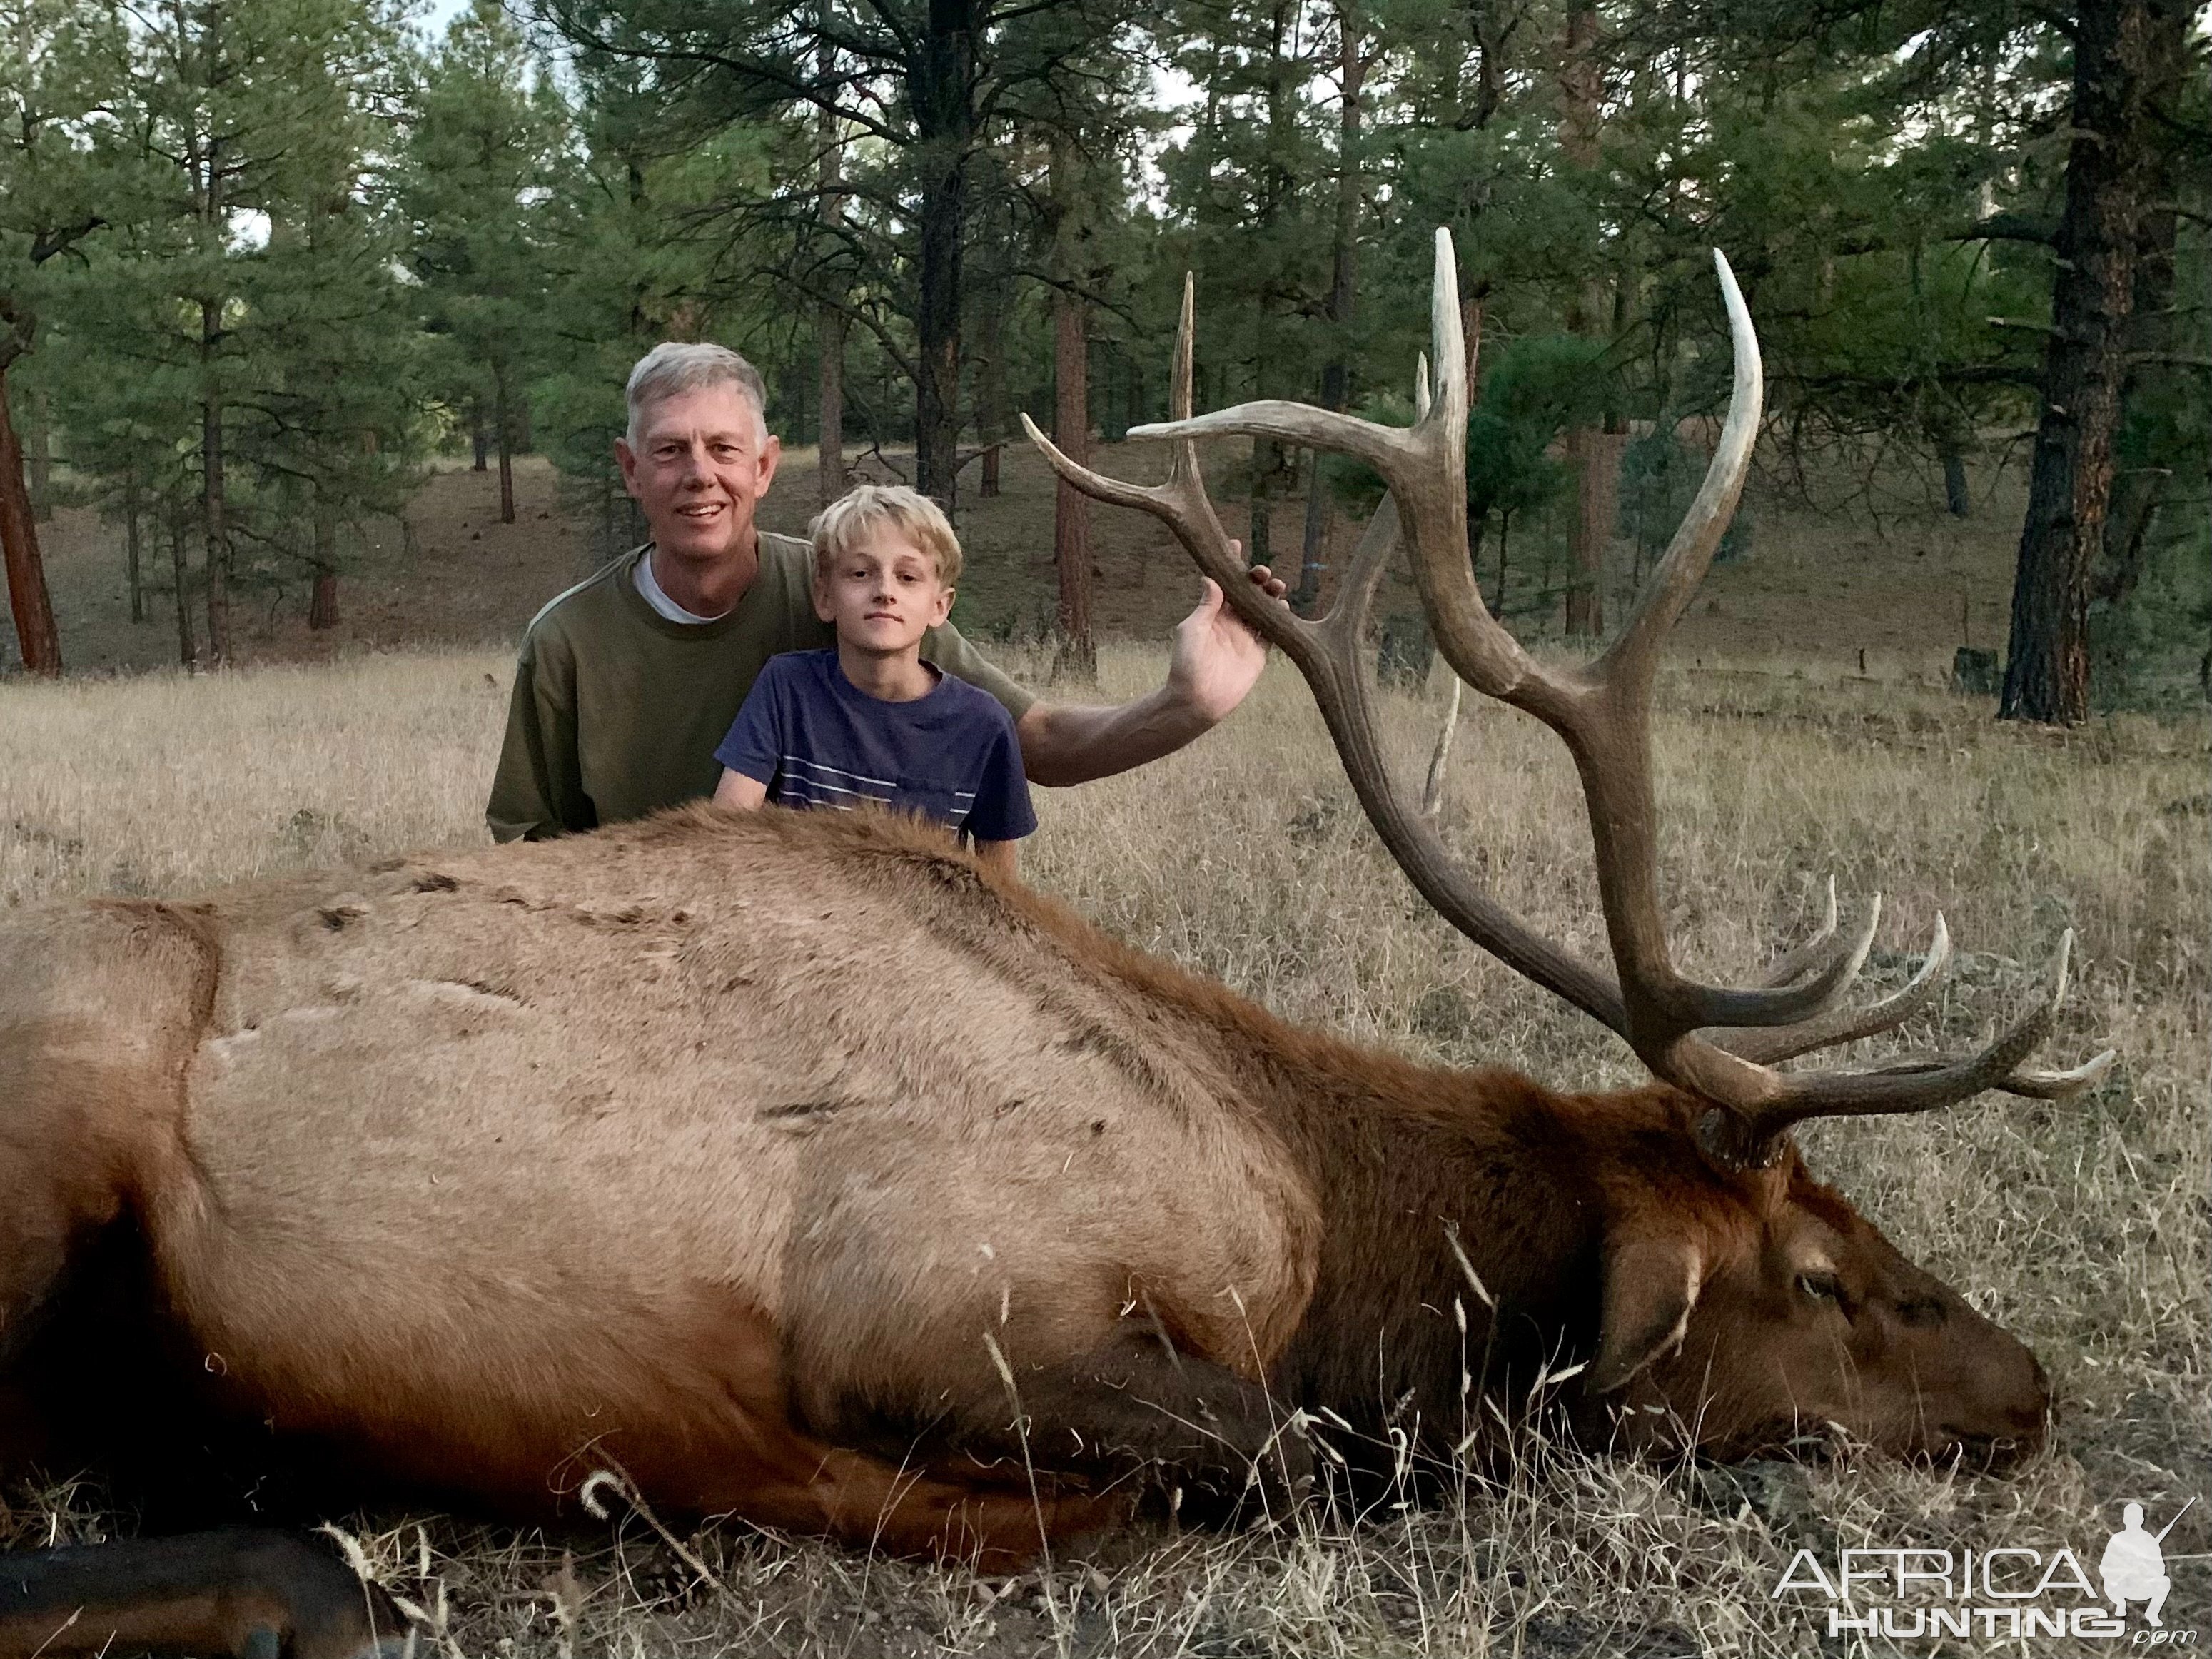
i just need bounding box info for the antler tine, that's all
[1021,273,1318,656]
[1694,930,2099,1165]
[1723,914,1952,1065]
[1310,349,1433,637]
[1759,877,1839,987]
[1024,258,1630,1035]
[1135,231,1542,704]
[1592,248,1762,695]
[2000,1048,2116,1100]
[1027,231,2109,1154]
[1023,408,1319,670]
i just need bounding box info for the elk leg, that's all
[924,1333,1313,1523]
[0,1528,408,1659]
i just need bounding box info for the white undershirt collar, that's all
[635,547,730,625]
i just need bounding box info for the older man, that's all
[489,342,1279,841]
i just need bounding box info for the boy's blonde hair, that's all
[808,485,963,588]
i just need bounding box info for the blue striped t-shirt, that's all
[714,650,1036,842]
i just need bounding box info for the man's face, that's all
[812,529,954,657]
[615,385,781,565]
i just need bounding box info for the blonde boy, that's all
[712,485,1034,875]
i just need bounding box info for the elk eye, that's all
[1797,1272,1844,1305]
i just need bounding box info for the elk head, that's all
[1024,231,2106,1468]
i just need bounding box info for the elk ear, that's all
[1592,1229,1703,1394]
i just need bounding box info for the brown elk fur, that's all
[2,805,2047,1590]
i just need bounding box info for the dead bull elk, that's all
[1,233,2106,1658]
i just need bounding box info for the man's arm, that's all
[486,635,591,842]
[1016,569,1284,787]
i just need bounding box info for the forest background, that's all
[0,0,2205,720]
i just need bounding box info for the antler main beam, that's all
[1022,228,2110,1166]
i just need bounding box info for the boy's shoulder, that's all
[764,647,838,678]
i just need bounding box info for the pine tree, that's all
[403,0,565,526]
[0,0,132,674]
[49,0,420,661]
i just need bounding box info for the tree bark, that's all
[308,504,339,630]
[169,502,196,667]
[471,403,489,471]
[495,368,517,525]
[910,0,976,505]
[1999,0,2176,724]
[201,300,231,665]
[972,274,1007,500]
[126,473,145,623]
[2094,34,2185,621]
[1049,134,1094,676]
[1941,446,1970,517]
[1052,293,1093,675]
[815,45,848,507]
[1295,0,1365,615]
[0,360,62,674]
[1248,442,1278,570]
[1558,0,1607,637]
[25,385,52,523]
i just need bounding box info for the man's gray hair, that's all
[624,342,771,446]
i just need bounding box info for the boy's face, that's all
[812,529,955,657]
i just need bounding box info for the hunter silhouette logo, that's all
[2104,1499,2192,1628]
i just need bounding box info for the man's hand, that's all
[1015,558,1289,788]
[1166,563,1291,724]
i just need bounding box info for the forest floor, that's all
[12,434,2024,682]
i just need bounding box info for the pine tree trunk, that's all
[169,503,197,668]
[911,0,976,505]
[201,301,231,666]
[308,506,339,630]
[1248,440,1275,570]
[472,405,489,471]
[126,474,145,624]
[2095,34,2185,620]
[1053,291,1093,677]
[973,278,1007,500]
[816,65,848,507]
[25,385,52,524]
[1942,447,1970,517]
[1296,0,1365,615]
[1558,0,1607,637]
[0,360,62,675]
[495,370,517,525]
[1048,134,1094,675]
[1999,0,2173,725]
[1567,428,1624,632]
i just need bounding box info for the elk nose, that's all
[1949,1344,2052,1468]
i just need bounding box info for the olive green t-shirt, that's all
[487,535,1036,842]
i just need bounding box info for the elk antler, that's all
[1021,231,2112,1167]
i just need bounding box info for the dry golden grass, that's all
[1,643,2206,1656]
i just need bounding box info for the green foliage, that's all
[400,0,568,455]
[1463,335,1607,529]
[2,0,2200,703]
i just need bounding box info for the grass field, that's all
[1,632,2205,1656]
